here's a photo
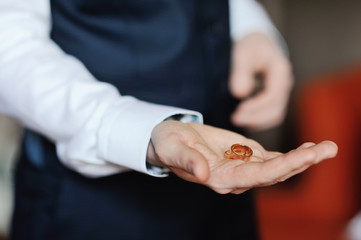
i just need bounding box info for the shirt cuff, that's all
[97,97,203,177]
[229,0,288,56]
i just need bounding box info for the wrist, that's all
[146,139,163,167]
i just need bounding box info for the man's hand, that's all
[147,121,338,194]
[229,33,293,131]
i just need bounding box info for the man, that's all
[0,0,337,239]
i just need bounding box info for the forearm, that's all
[0,0,202,177]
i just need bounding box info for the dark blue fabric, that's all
[50,0,208,111]
[11,0,258,239]
[13,140,257,240]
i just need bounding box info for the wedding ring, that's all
[224,144,253,162]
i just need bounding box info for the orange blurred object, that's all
[224,144,253,161]
[255,64,361,240]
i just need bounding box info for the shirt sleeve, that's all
[229,0,288,54]
[0,0,202,178]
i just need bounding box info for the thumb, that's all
[229,63,256,99]
[168,143,210,183]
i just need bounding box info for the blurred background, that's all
[255,0,361,240]
[0,117,21,240]
[1,0,361,239]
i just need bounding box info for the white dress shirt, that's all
[0,0,278,177]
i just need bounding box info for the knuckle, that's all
[303,149,318,162]
[277,176,288,183]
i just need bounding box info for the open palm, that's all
[148,121,338,194]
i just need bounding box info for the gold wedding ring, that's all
[224,144,253,162]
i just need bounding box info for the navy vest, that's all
[11,1,257,239]
[50,0,233,114]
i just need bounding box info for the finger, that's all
[275,141,338,182]
[231,188,249,195]
[165,142,210,183]
[303,140,338,163]
[297,142,316,149]
[266,58,293,95]
[265,141,337,185]
[231,87,287,129]
[262,143,315,161]
[231,59,293,130]
[232,141,338,188]
[231,92,278,129]
[229,61,256,99]
[263,151,282,160]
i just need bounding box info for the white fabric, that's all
[230,0,288,55]
[230,0,277,41]
[0,0,275,177]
